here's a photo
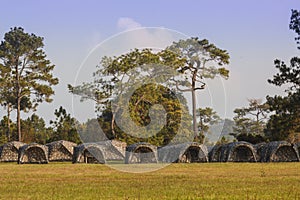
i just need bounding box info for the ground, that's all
[0,163,299,199]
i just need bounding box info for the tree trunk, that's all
[191,88,198,139]
[191,69,198,140]
[111,112,116,137]
[6,104,11,141]
[17,97,21,142]
[15,61,22,142]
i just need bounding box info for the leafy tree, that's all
[49,106,81,144]
[196,107,221,143]
[69,48,193,146]
[70,38,230,145]
[0,27,58,141]
[167,37,230,141]
[266,85,300,142]
[231,99,269,144]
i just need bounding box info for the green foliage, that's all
[49,106,81,144]
[290,9,300,49]
[0,27,58,141]
[266,92,300,142]
[0,116,17,142]
[232,99,268,144]
[69,38,230,145]
[268,57,300,92]
[117,83,193,146]
[21,114,49,144]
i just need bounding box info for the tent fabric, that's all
[0,141,26,162]
[46,140,77,162]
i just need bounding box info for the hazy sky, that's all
[0,0,299,123]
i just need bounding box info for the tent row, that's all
[0,140,126,164]
[125,141,300,163]
[209,141,300,162]
[0,140,299,164]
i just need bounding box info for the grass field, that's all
[0,163,299,200]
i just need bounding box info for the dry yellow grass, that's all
[0,163,299,199]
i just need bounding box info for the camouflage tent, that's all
[224,142,257,162]
[0,141,25,162]
[111,140,127,157]
[46,140,77,162]
[159,142,208,163]
[295,142,300,157]
[18,143,48,164]
[125,142,158,164]
[73,141,124,164]
[260,141,299,162]
[253,143,266,162]
[208,145,223,162]
[212,142,257,162]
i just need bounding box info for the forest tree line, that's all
[0,10,299,145]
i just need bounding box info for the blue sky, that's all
[0,0,299,123]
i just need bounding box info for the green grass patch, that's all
[0,163,299,199]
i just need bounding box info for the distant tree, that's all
[196,107,221,143]
[21,114,49,144]
[80,118,109,142]
[49,106,81,144]
[231,99,269,144]
[0,64,14,140]
[266,85,300,142]
[0,27,58,141]
[167,37,230,141]
[0,116,18,142]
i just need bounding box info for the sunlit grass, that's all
[0,163,299,199]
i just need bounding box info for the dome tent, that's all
[18,143,48,164]
[46,140,77,162]
[224,142,257,162]
[159,142,208,163]
[125,142,158,164]
[73,141,124,164]
[212,142,257,162]
[0,141,25,162]
[260,141,299,162]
